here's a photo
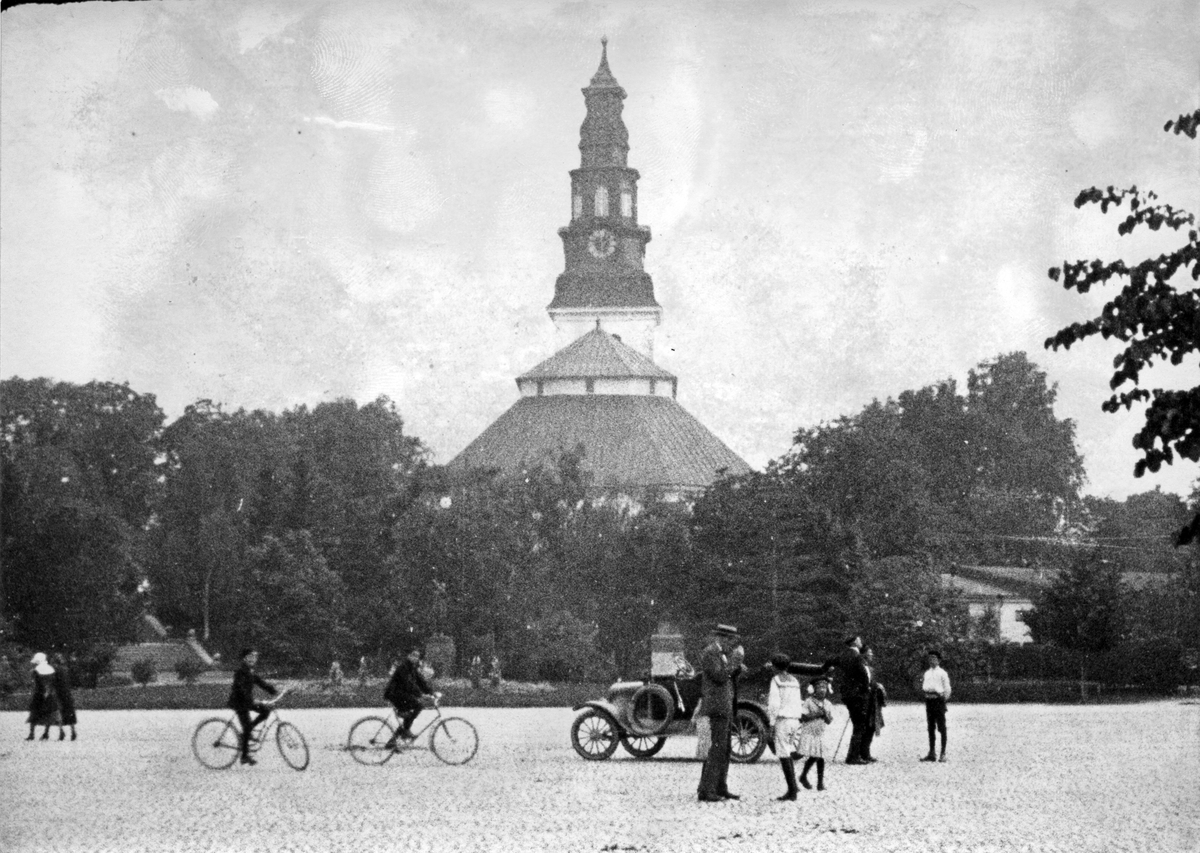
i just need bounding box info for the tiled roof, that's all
[942,574,1031,601]
[549,270,660,310]
[518,327,675,381]
[448,395,752,490]
[954,564,1173,597]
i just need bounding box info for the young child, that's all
[767,653,805,800]
[797,675,835,791]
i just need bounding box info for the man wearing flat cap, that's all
[697,623,746,802]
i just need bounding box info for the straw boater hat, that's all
[712,624,740,638]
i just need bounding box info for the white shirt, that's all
[768,673,805,722]
[922,665,952,700]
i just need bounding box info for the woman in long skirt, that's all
[52,654,78,741]
[26,653,61,741]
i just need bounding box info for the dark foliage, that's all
[1046,109,1200,544]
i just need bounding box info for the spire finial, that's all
[589,36,619,88]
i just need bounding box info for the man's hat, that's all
[713,624,740,638]
[810,674,831,687]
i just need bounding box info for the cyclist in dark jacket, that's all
[227,648,277,765]
[384,648,434,746]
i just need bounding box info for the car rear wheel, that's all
[620,733,667,759]
[730,708,767,764]
[571,709,619,760]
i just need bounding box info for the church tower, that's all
[449,41,749,497]
[549,38,662,359]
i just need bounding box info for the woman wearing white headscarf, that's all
[26,653,61,741]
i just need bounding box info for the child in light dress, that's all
[796,675,834,791]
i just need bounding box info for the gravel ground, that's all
[2,701,1198,853]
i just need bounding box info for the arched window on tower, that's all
[594,186,609,217]
[620,181,632,218]
[572,193,582,220]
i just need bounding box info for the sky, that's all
[2,0,1198,501]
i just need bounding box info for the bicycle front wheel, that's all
[192,717,240,769]
[276,721,310,771]
[347,716,397,766]
[430,716,478,765]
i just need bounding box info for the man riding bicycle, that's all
[384,647,435,748]
[227,648,277,766]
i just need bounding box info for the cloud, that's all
[154,87,219,120]
[305,115,394,132]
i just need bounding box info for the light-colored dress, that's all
[796,696,833,759]
[768,673,804,756]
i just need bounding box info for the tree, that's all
[1020,553,1127,698]
[1,378,165,648]
[232,531,351,671]
[1046,109,1200,545]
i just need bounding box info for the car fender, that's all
[572,699,625,731]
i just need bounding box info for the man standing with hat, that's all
[697,623,746,802]
[821,635,872,765]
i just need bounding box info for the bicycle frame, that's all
[385,701,445,750]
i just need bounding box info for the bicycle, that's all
[191,689,310,771]
[347,693,478,766]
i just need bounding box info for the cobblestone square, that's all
[3,701,1198,852]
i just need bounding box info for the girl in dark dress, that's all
[51,654,78,741]
[26,653,61,741]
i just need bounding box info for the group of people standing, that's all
[24,652,78,742]
[696,625,952,803]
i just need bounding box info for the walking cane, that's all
[831,714,851,761]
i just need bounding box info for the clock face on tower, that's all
[587,229,616,259]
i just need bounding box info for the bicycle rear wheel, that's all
[192,717,240,769]
[430,716,478,765]
[347,716,397,766]
[276,721,310,771]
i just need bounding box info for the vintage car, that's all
[570,655,772,762]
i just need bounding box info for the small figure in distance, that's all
[227,648,277,766]
[358,655,369,687]
[920,649,951,763]
[383,647,436,748]
[0,655,17,698]
[51,653,78,741]
[328,660,344,692]
[767,653,804,801]
[488,654,502,688]
[797,675,835,791]
[468,655,484,689]
[26,653,61,741]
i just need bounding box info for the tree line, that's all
[2,350,1197,691]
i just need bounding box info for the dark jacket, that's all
[52,666,77,725]
[699,640,743,718]
[384,659,432,706]
[227,663,277,711]
[822,647,871,702]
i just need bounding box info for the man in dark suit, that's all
[384,647,435,747]
[822,635,871,765]
[697,624,745,802]
[227,648,278,766]
[860,645,886,762]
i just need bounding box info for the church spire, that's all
[549,39,661,358]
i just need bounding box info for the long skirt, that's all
[28,679,61,727]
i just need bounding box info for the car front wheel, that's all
[571,709,620,760]
[729,708,767,763]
